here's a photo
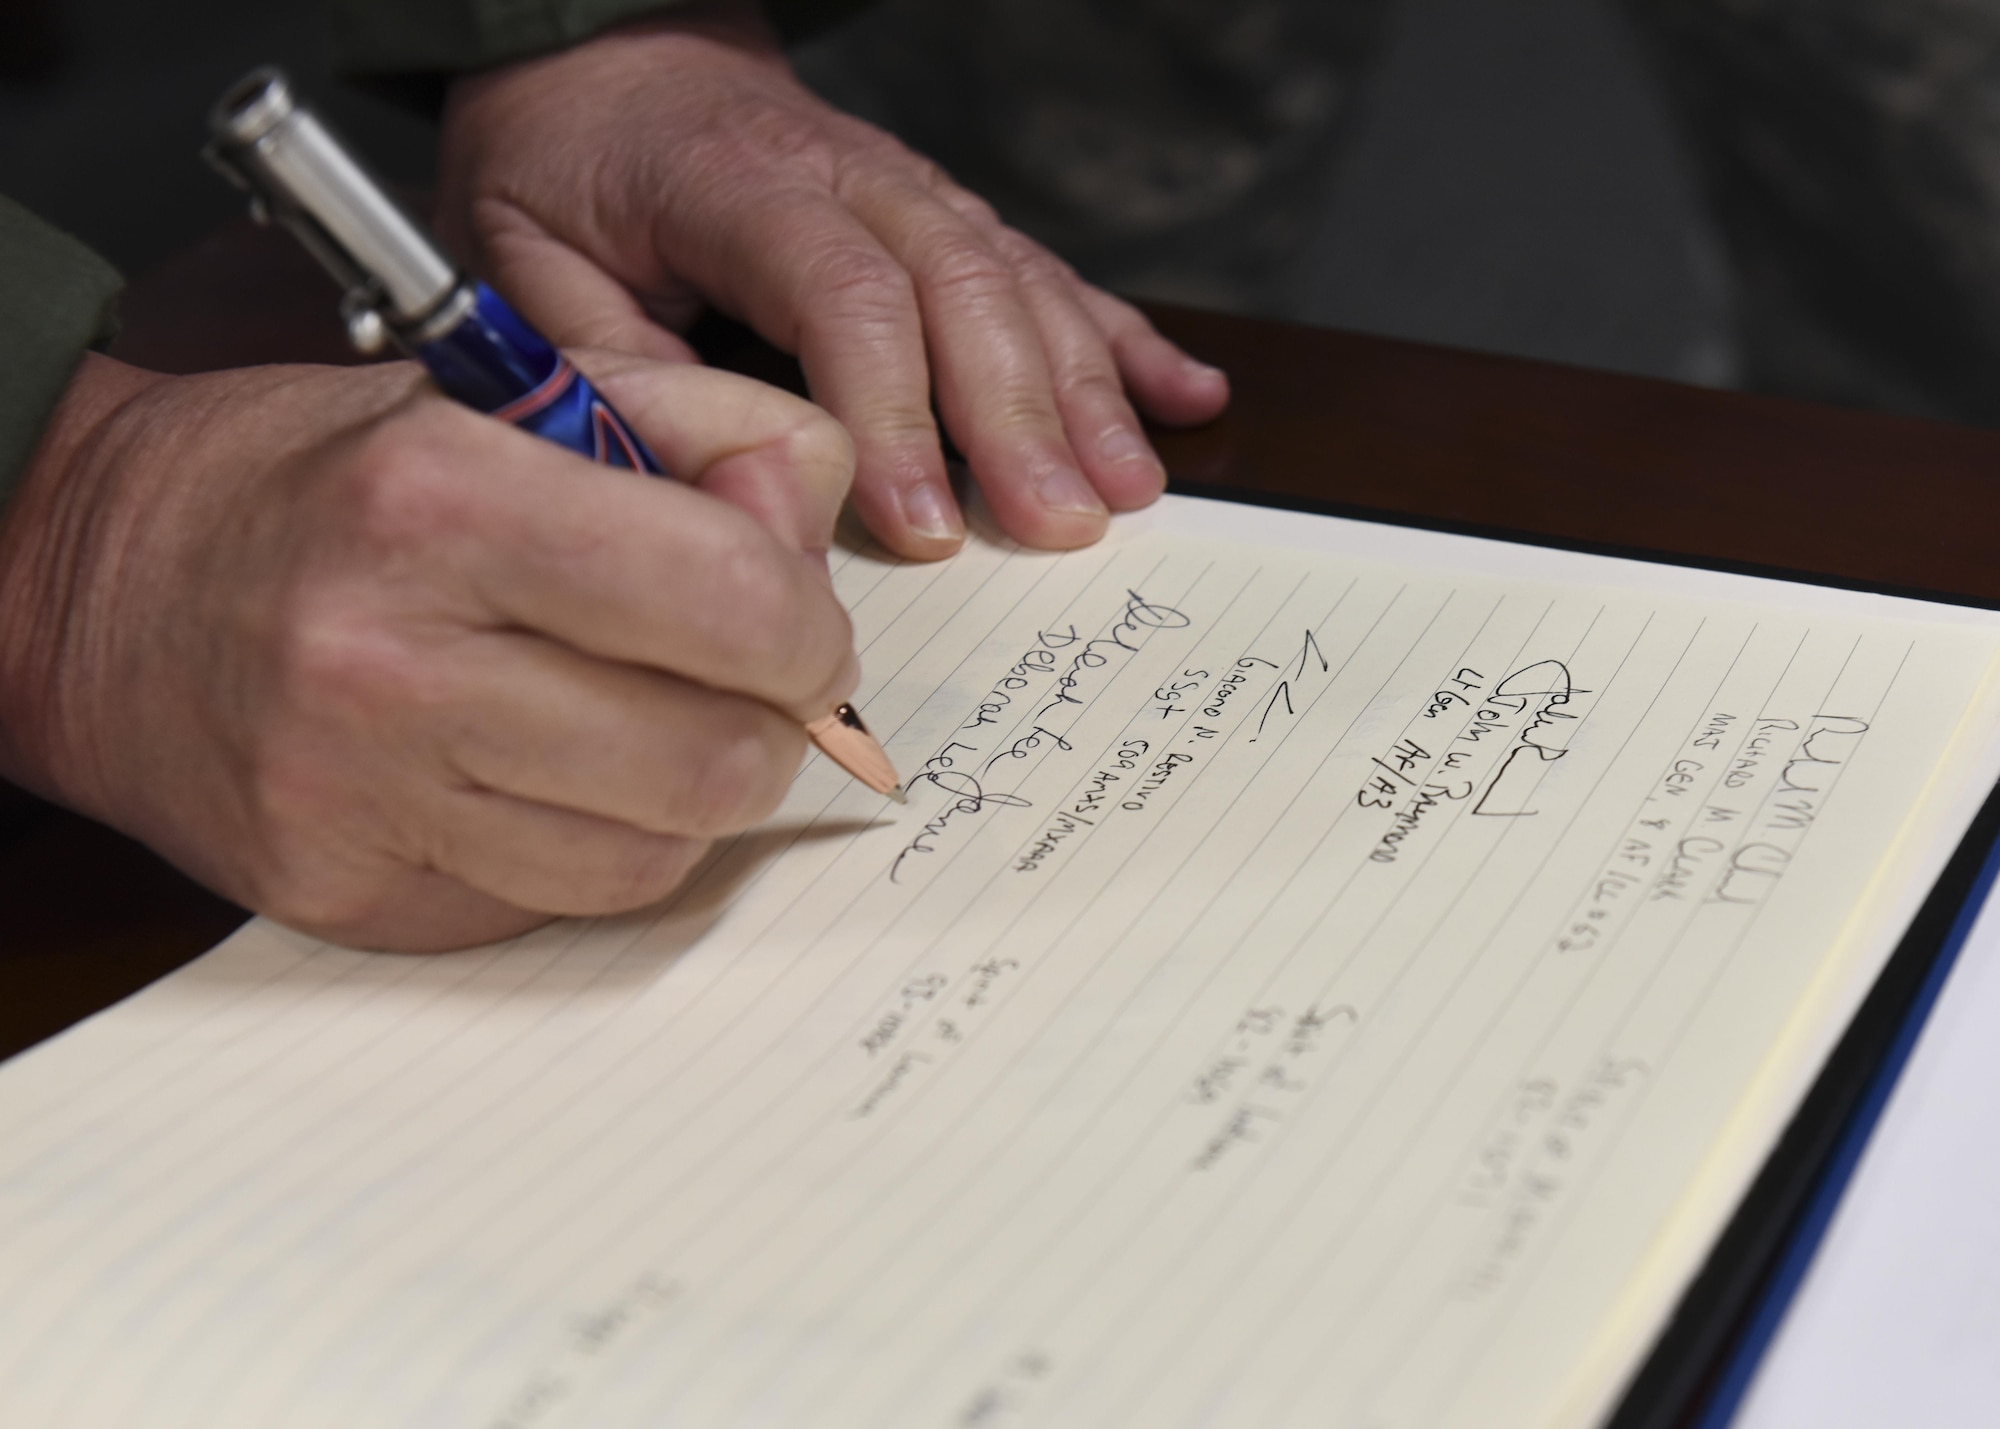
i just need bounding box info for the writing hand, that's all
[436,5,1230,562]
[0,352,856,951]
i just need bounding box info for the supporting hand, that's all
[438,5,1230,561]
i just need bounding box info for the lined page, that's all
[5,495,2000,1429]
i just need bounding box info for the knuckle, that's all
[729,104,838,170]
[234,735,408,942]
[1081,284,1149,336]
[988,224,1062,275]
[1062,367,1128,408]
[681,720,793,835]
[237,813,385,938]
[828,130,936,192]
[581,836,706,914]
[339,418,479,554]
[943,189,1002,231]
[899,152,952,189]
[802,243,914,313]
[259,876,382,944]
[977,387,1066,436]
[773,404,858,486]
[849,398,940,445]
[277,601,444,724]
[922,241,1017,306]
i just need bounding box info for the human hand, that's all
[0,351,856,951]
[437,3,1230,561]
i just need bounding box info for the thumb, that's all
[577,353,855,559]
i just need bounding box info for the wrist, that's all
[0,354,169,809]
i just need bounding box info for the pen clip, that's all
[204,67,460,348]
[338,285,392,357]
[202,136,381,318]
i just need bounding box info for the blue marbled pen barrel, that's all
[414,284,664,475]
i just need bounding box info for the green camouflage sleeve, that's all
[0,196,121,514]
[332,0,871,78]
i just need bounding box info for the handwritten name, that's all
[1722,716,1793,791]
[1012,740,1150,873]
[1122,751,1194,812]
[1033,591,1192,723]
[892,770,1033,883]
[851,1050,933,1119]
[1470,659,1589,818]
[962,627,1082,731]
[1369,777,1474,863]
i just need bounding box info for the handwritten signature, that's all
[891,770,1033,883]
[1034,591,1192,723]
[1471,659,1590,818]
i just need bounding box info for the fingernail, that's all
[1099,426,1160,468]
[1183,357,1227,383]
[901,482,964,542]
[1037,462,1108,516]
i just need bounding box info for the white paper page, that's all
[1734,858,2000,1429]
[5,494,2000,1429]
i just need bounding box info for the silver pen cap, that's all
[205,66,463,352]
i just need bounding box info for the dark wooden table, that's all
[8,221,2000,1065]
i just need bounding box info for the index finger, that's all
[707,192,969,560]
[845,178,1112,551]
[366,402,859,720]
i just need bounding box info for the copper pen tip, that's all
[804,702,905,802]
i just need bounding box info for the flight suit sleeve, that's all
[331,0,871,80]
[0,195,121,514]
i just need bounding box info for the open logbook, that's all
[7,494,2000,1429]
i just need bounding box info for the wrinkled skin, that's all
[439,2,1231,561]
[0,351,856,951]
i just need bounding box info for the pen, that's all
[204,67,905,805]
